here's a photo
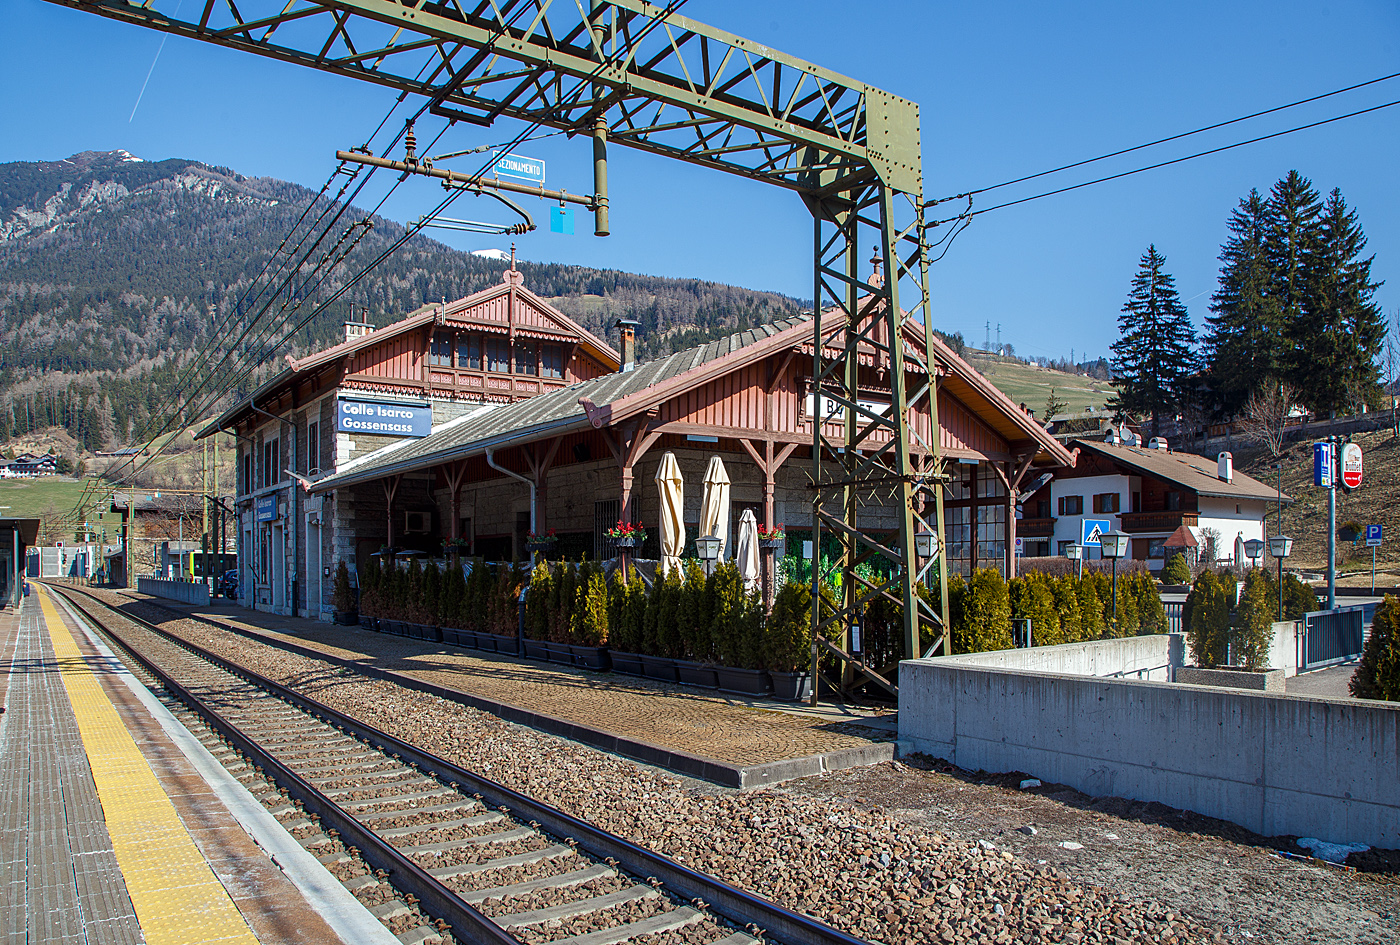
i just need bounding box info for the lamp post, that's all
[1243,538,1264,571]
[915,530,936,586]
[1064,542,1084,581]
[1100,530,1131,629]
[696,534,721,577]
[1269,534,1293,620]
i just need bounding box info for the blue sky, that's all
[4,0,1398,365]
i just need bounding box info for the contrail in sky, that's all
[129,1,182,122]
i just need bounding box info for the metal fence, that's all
[1164,601,1183,634]
[1301,606,1366,672]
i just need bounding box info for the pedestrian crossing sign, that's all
[1081,518,1112,546]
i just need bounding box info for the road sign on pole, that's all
[1081,519,1112,546]
[1342,443,1364,489]
[1313,442,1334,487]
[1366,524,1382,547]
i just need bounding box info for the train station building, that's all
[202,262,1074,621]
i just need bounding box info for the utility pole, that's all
[213,436,220,578]
[202,439,209,592]
[1327,435,1337,610]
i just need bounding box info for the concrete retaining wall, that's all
[930,634,1182,681]
[137,577,211,606]
[899,661,1400,848]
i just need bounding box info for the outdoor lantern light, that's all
[1243,538,1264,566]
[696,534,721,575]
[1100,530,1130,628]
[915,530,937,559]
[1270,534,1294,620]
[1064,542,1084,579]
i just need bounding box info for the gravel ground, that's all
[96,593,1399,945]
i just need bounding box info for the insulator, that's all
[404,125,417,163]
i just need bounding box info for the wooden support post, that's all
[444,460,469,563]
[383,475,401,551]
[524,438,563,536]
[739,437,798,609]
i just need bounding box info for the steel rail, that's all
[54,585,872,945]
[54,586,517,945]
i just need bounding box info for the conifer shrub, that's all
[738,588,766,670]
[421,562,441,626]
[359,558,381,617]
[439,559,466,627]
[572,569,609,646]
[709,562,747,666]
[525,563,553,640]
[647,565,683,657]
[678,559,712,661]
[1160,553,1191,585]
[947,572,968,646]
[332,560,357,614]
[607,571,636,651]
[1052,576,1083,643]
[1133,571,1167,634]
[1283,574,1319,620]
[1076,572,1106,640]
[1233,569,1275,670]
[953,568,1012,653]
[1113,573,1141,638]
[1010,572,1061,647]
[552,562,578,642]
[1349,595,1400,701]
[1184,570,1230,667]
[625,574,649,652]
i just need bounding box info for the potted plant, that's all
[674,561,718,688]
[607,571,647,676]
[606,521,648,549]
[640,566,682,681]
[526,528,558,554]
[766,581,814,701]
[331,561,359,625]
[757,523,785,551]
[569,567,612,670]
[710,563,771,695]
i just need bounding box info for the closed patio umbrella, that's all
[699,455,732,560]
[655,451,685,577]
[736,508,760,594]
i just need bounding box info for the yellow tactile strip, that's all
[38,586,261,945]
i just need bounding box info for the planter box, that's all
[610,651,645,676]
[358,615,377,631]
[769,670,813,702]
[570,645,611,671]
[523,639,551,661]
[675,659,719,689]
[717,666,771,696]
[382,620,408,636]
[640,655,679,682]
[543,642,575,665]
[334,610,359,626]
[482,632,520,657]
[1177,666,1285,692]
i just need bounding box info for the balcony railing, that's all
[1118,511,1199,533]
[1017,517,1055,537]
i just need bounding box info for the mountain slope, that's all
[0,150,802,448]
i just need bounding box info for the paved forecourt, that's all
[2,585,379,945]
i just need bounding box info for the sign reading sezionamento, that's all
[493,153,546,184]
[336,399,433,438]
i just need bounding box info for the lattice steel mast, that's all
[44,0,951,676]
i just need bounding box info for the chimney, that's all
[1149,437,1168,451]
[343,307,373,344]
[1218,451,1233,483]
[615,318,638,373]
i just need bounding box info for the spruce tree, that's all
[1109,246,1198,436]
[1295,188,1386,415]
[1267,171,1325,405]
[1205,189,1280,417]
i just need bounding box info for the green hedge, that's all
[1350,595,1400,701]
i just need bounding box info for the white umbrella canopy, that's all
[699,455,732,560]
[736,508,760,594]
[655,451,685,577]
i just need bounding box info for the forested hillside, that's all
[0,150,801,451]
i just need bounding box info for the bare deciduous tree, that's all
[1240,383,1297,459]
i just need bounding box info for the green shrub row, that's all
[1183,568,1320,669]
[358,557,523,637]
[948,568,1165,653]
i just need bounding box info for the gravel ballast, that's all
[89,591,1399,944]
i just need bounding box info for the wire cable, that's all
[928,69,1400,206]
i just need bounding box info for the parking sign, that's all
[1366,524,1382,547]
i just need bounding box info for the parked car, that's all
[217,569,239,599]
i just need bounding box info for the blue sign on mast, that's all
[493,153,546,184]
[1313,441,1334,488]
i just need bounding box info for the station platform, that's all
[108,590,898,789]
[1,585,396,945]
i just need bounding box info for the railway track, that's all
[50,585,870,945]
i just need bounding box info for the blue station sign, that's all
[337,399,433,438]
[493,153,546,184]
[255,493,279,523]
[1313,441,1334,488]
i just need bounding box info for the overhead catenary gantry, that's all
[44,0,951,683]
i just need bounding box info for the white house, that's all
[1018,436,1288,571]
